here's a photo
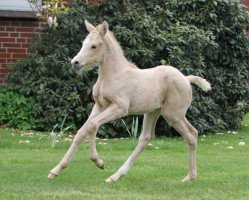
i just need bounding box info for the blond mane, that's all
[106,30,138,69]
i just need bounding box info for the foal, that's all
[48,20,211,183]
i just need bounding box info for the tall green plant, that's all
[50,115,72,148]
[121,117,139,146]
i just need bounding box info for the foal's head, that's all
[71,20,109,73]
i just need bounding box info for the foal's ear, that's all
[85,20,95,32]
[99,21,109,36]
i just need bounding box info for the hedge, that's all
[7,0,249,137]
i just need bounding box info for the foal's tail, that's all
[186,75,211,92]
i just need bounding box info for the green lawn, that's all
[1,114,249,200]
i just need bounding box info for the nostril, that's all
[73,60,83,70]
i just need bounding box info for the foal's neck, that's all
[98,34,128,80]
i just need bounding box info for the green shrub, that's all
[7,0,249,136]
[0,86,36,130]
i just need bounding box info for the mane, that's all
[106,31,138,69]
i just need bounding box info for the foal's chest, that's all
[92,83,111,109]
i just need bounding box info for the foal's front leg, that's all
[48,104,101,179]
[86,103,127,168]
[89,132,104,169]
[86,104,127,135]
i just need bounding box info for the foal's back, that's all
[126,65,192,115]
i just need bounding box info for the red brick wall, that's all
[0,18,43,84]
[244,0,249,10]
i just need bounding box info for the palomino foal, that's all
[48,20,211,183]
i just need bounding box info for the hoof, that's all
[96,159,105,170]
[181,175,196,182]
[105,177,114,184]
[99,163,105,170]
[48,172,58,179]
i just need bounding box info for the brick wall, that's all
[0,18,43,84]
[0,0,102,85]
[244,0,249,10]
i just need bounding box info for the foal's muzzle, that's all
[72,60,83,71]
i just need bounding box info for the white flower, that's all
[19,140,30,144]
[232,131,238,134]
[216,132,223,135]
[227,146,234,149]
[42,5,48,10]
[27,132,33,137]
[47,16,53,27]
[36,13,42,17]
[53,16,58,27]
[239,141,245,146]
[99,142,107,145]
[64,138,72,142]
[237,101,245,106]
[148,143,153,146]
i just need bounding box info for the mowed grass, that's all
[0,114,249,200]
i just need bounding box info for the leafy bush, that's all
[7,0,249,136]
[0,86,36,130]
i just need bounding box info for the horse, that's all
[48,20,211,183]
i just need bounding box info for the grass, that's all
[0,114,249,200]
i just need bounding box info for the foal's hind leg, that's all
[164,115,198,182]
[106,110,160,183]
[180,118,198,182]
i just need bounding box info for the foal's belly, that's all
[127,72,166,115]
[128,92,163,115]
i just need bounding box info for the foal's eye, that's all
[91,45,97,49]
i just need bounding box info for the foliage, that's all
[28,0,69,27]
[7,0,249,136]
[0,86,36,130]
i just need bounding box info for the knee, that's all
[192,128,198,138]
[139,134,152,145]
[187,136,197,149]
[187,127,198,146]
[74,135,83,145]
[86,120,98,134]
[74,130,87,145]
